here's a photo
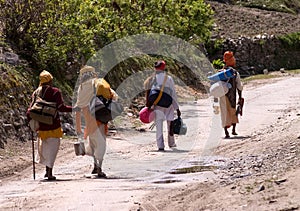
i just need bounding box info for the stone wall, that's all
[208,34,300,77]
[0,47,75,149]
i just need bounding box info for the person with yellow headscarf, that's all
[74,65,117,178]
[218,51,243,138]
[27,70,72,180]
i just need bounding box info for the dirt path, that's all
[0,74,299,211]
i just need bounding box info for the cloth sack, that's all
[173,117,187,135]
[148,87,173,108]
[147,73,173,108]
[90,96,123,124]
[29,87,57,125]
[209,81,231,98]
[94,78,113,99]
[29,119,39,131]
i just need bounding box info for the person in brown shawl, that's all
[27,70,73,180]
[219,51,243,138]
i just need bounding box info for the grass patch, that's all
[287,69,300,74]
[242,69,300,83]
[242,74,279,83]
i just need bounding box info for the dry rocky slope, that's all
[209,1,300,38]
[207,1,300,75]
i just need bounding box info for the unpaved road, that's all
[0,73,299,211]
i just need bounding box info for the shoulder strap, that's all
[35,86,51,99]
[153,73,168,106]
[92,79,96,95]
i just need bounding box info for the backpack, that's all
[29,86,57,125]
[148,73,173,108]
[89,79,123,124]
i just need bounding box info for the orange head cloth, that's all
[39,70,53,86]
[223,51,236,67]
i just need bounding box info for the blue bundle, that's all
[208,68,236,81]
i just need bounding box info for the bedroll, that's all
[95,78,113,99]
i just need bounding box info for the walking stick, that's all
[31,131,36,180]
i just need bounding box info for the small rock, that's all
[269,200,277,204]
[274,178,287,185]
[257,184,265,192]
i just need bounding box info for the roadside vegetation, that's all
[0,0,213,88]
[1,0,299,89]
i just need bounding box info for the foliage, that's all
[278,32,300,48]
[205,38,224,56]
[0,0,214,85]
[212,59,224,69]
[0,63,33,111]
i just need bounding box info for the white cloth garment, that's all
[84,124,106,168]
[75,78,108,168]
[153,72,178,149]
[36,137,60,168]
[75,79,94,108]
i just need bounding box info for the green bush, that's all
[212,59,224,69]
[0,0,214,85]
[278,32,300,48]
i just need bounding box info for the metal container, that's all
[74,141,85,156]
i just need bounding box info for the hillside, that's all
[209,1,300,39]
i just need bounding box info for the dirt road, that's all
[0,73,299,211]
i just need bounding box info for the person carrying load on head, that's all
[26,70,73,180]
[74,65,117,178]
[219,51,243,138]
[144,60,181,151]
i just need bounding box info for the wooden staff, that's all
[31,131,36,180]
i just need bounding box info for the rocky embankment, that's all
[208,1,300,75]
[0,46,75,149]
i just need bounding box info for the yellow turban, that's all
[39,70,53,86]
[80,65,95,75]
[223,51,236,67]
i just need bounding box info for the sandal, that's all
[47,176,56,181]
[97,167,107,178]
[97,172,107,178]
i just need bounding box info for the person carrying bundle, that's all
[219,51,243,138]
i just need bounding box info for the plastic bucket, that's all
[74,142,85,156]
